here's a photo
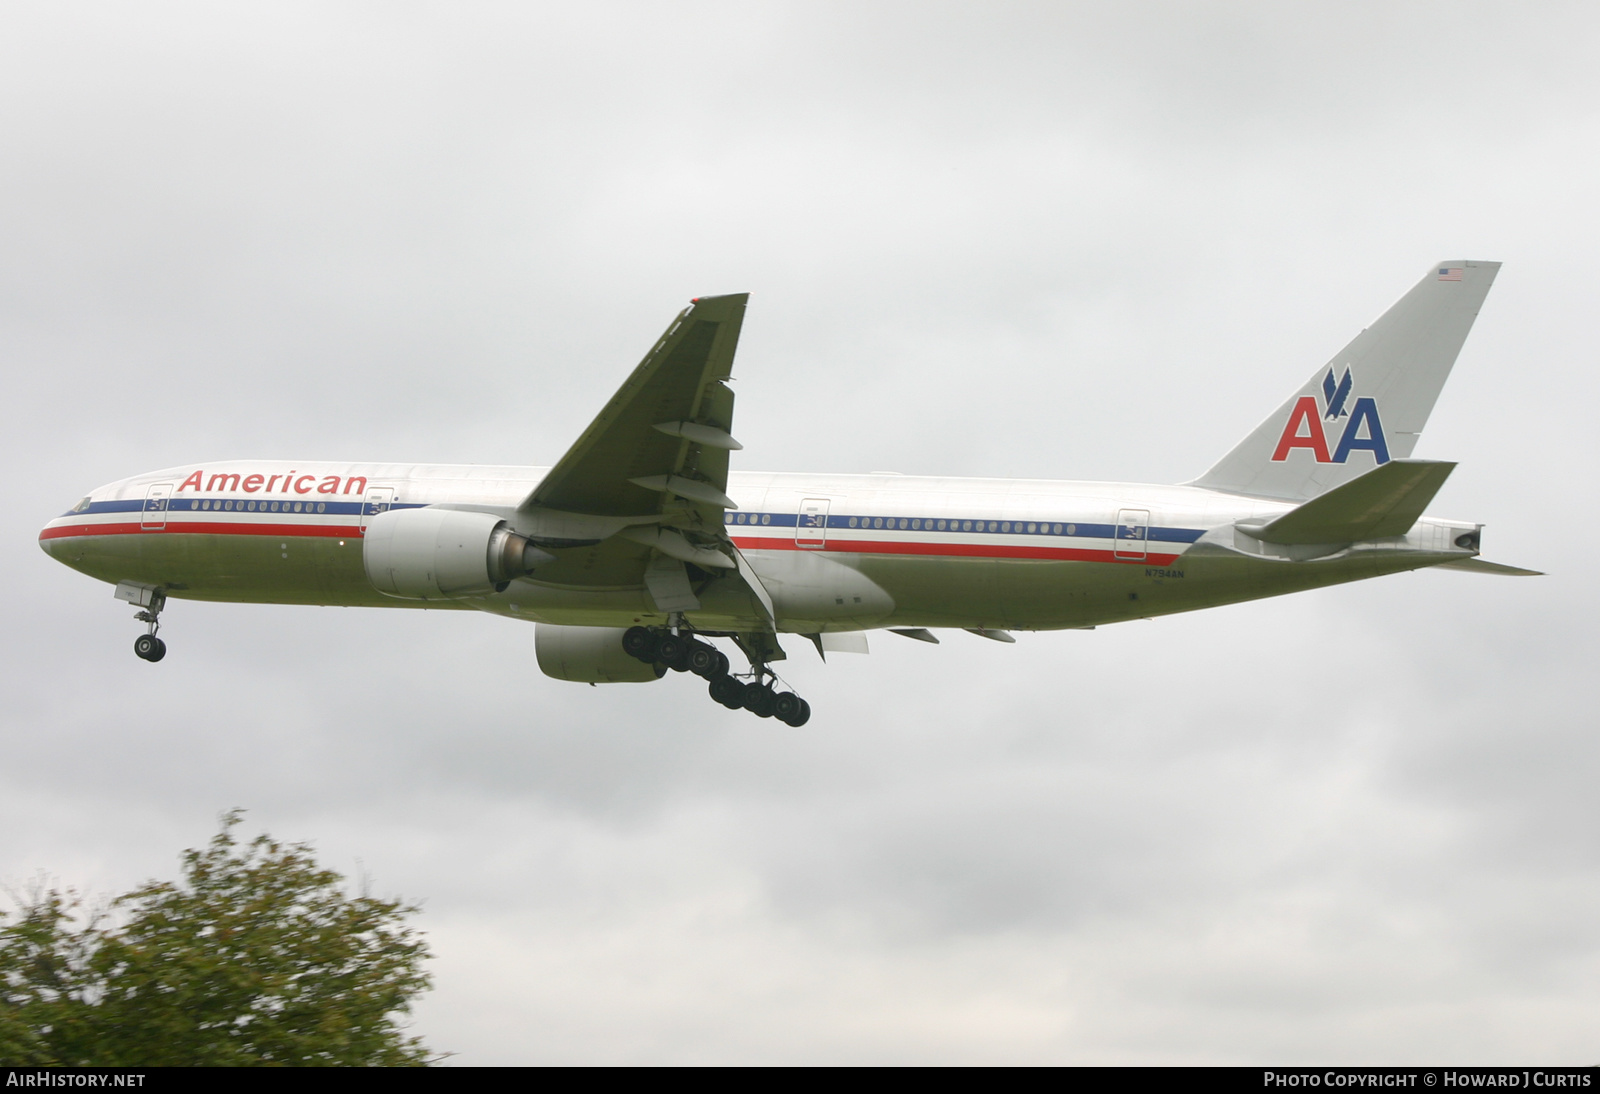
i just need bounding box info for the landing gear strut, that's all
[132,592,167,663]
[621,625,811,727]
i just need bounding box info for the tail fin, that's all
[1192,260,1500,500]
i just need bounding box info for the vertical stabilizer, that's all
[1191,261,1499,500]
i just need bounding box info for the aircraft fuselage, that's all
[39,459,1480,635]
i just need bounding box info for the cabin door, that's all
[796,498,830,548]
[141,483,173,530]
[360,487,395,534]
[1114,508,1150,560]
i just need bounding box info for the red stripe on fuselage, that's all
[730,535,1180,566]
[38,524,1182,567]
[39,521,363,541]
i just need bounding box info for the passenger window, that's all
[962,521,971,532]
[761,514,770,525]
[848,517,858,528]
[1066,524,1076,535]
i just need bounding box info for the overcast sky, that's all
[5,1,1598,1064]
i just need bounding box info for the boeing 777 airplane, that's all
[39,261,1535,726]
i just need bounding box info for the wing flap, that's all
[618,525,735,569]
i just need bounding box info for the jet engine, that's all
[362,507,551,600]
[535,624,665,683]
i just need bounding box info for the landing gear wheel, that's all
[780,697,811,727]
[773,692,806,725]
[687,643,727,679]
[709,675,745,709]
[133,634,166,662]
[621,626,657,662]
[742,682,777,719]
[655,634,689,672]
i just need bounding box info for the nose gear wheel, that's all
[130,591,169,663]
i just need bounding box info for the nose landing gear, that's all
[621,625,811,726]
[118,584,168,662]
[133,632,166,662]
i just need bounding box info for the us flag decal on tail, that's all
[1438,267,1464,281]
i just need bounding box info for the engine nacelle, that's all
[535,624,665,683]
[363,507,548,600]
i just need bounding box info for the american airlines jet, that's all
[39,261,1534,726]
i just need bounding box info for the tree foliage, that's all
[0,812,436,1066]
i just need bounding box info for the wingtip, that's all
[688,292,751,307]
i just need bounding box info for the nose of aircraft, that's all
[39,496,93,560]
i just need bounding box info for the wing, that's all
[522,293,747,532]
[514,294,775,621]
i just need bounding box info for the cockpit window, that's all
[70,496,91,513]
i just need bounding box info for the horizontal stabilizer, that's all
[1244,459,1455,544]
[1434,558,1543,576]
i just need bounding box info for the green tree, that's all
[0,812,437,1066]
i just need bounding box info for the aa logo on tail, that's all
[1270,367,1390,464]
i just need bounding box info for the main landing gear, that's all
[621,625,812,727]
[132,592,167,663]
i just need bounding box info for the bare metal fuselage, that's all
[39,461,1480,636]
